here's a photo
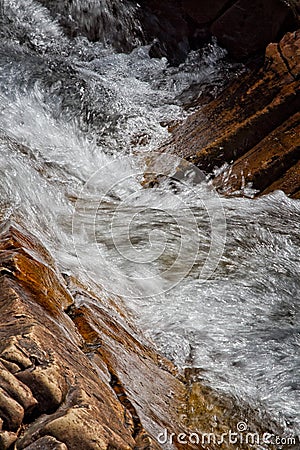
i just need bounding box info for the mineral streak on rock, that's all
[157,30,300,198]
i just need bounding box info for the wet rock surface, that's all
[210,0,297,60]
[0,221,212,449]
[158,30,300,198]
[0,220,170,449]
[141,0,298,62]
[0,222,282,449]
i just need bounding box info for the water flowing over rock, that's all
[35,0,299,64]
[36,0,143,51]
[142,0,298,62]
[0,221,181,449]
[158,29,300,198]
[0,222,285,449]
[1,1,300,448]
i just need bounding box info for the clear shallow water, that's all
[0,0,300,443]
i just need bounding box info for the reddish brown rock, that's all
[0,221,277,449]
[214,112,300,195]
[0,430,18,449]
[0,386,24,431]
[157,30,300,198]
[0,222,193,449]
[0,363,38,411]
[262,160,300,197]
[16,363,67,415]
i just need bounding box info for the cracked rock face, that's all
[157,30,300,198]
[0,221,193,449]
[3,200,295,450]
[0,222,280,449]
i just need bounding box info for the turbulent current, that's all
[1,0,300,444]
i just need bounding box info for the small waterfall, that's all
[0,0,300,443]
[36,0,143,50]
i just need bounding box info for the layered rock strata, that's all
[158,30,300,198]
[0,221,188,449]
[0,222,245,449]
[0,221,283,449]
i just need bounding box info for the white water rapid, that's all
[0,0,299,445]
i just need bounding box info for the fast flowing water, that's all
[0,0,300,445]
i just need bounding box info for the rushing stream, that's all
[1,0,300,445]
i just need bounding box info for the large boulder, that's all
[139,0,299,62]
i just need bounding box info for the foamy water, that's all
[0,0,299,444]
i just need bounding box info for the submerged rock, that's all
[157,29,300,198]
